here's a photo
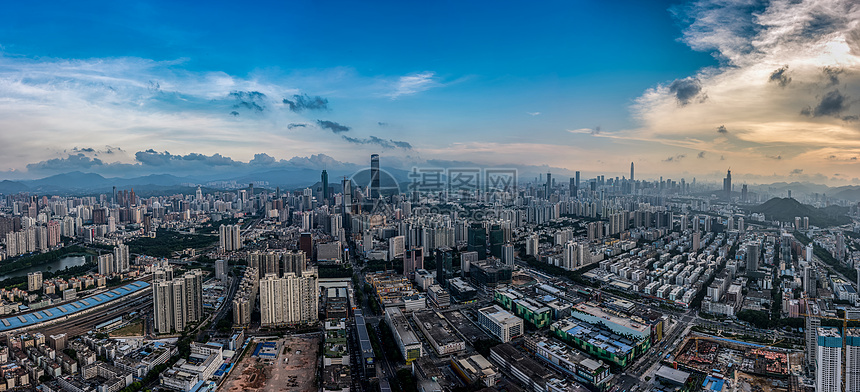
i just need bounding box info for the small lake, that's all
[0,255,89,281]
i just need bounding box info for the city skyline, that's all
[1,0,859,184]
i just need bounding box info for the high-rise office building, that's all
[342,178,352,210]
[545,172,552,198]
[467,223,487,260]
[489,224,504,258]
[630,162,634,181]
[370,154,380,201]
[219,224,242,251]
[817,327,842,392]
[436,248,454,288]
[746,243,760,273]
[723,169,732,200]
[502,244,514,267]
[321,170,329,204]
[259,268,319,326]
[299,232,314,261]
[575,171,580,191]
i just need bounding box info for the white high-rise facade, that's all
[152,268,205,334]
[219,224,242,251]
[114,243,130,273]
[817,327,842,392]
[258,268,318,326]
[848,329,860,392]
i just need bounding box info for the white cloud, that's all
[627,0,860,179]
[386,71,438,98]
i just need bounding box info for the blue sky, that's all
[1,0,859,184]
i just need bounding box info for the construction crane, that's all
[800,312,860,392]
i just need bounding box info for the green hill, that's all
[750,197,851,227]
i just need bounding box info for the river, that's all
[0,255,89,281]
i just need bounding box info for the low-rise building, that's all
[477,305,523,343]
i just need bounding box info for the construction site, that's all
[671,334,803,392]
[220,335,320,392]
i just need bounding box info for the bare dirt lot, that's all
[220,335,320,392]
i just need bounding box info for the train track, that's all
[38,296,153,338]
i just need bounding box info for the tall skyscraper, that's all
[114,243,129,273]
[502,244,514,267]
[817,327,842,392]
[569,178,576,196]
[746,243,760,273]
[723,169,732,200]
[370,154,380,201]
[321,170,329,204]
[258,268,319,326]
[806,302,821,369]
[219,224,242,251]
[436,248,453,288]
[152,268,205,334]
[630,162,634,181]
[575,171,581,191]
[545,172,552,198]
[847,328,860,392]
[215,259,228,281]
[467,223,487,260]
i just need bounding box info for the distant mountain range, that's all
[0,166,415,196]
[749,197,852,227]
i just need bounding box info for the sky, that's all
[0,0,859,185]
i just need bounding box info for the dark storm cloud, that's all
[717,125,728,134]
[342,135,412,149]
[378,122,389,127]
[790,168,803,175]
[768,66,791,87]
[26,153,103,171]
[282,94,329,112]
[134,150,240,167]
[668,77,705,106]
[287,123,308,129]
[823,66,843,86]
[317,120,351,133]
[801,90,851,117]
[698,151,706,158]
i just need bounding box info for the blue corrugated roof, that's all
[0,281,150,331]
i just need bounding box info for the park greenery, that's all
[127,229,217,258]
